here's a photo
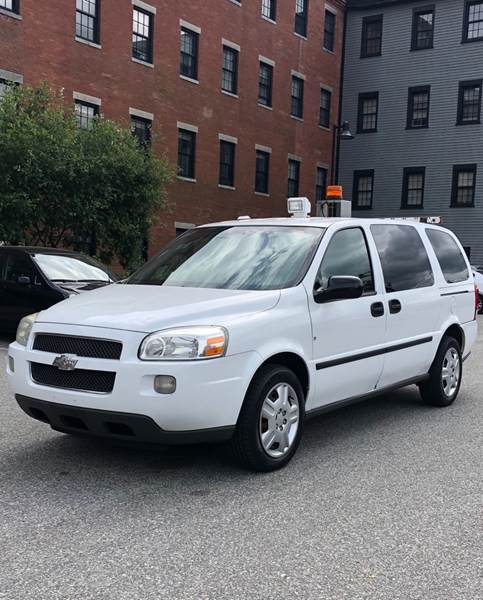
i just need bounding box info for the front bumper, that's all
[7,323,261,435]
[16,395,235,444]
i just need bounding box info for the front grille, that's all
[31,363,115,393]
[33,334,122,360]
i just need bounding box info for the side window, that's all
[426,229,469,284]
[0,252,7,280]
[5,254,35,284]
[316,228,375,294]
[371,224,434,292]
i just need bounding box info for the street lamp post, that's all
[330,121,354,186]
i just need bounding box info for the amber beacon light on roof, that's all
[316,185,352,218]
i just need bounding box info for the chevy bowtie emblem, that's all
[52,355,78,371]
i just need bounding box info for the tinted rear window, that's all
[371,224,434,292]
[426,229,469,284]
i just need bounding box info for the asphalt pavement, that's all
[0,324,482,600]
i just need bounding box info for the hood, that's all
[38,284,281,332]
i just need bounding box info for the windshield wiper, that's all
[51,278,109,283]
[50,279,78,283]
[76,279,110,283]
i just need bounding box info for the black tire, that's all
[232,364,305,472]
[478,294,483,315]
[419,336,462,407]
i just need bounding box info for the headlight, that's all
[16,313,39,347]
[139,326,228,361]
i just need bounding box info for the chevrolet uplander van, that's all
[7,201,479,471]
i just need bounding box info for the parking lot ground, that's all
[0,321,482,599]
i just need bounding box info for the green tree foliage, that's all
[0,83,173,270]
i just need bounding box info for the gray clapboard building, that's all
[339,0,483,265]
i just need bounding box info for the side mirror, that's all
[17,275,31,286]
[314,275,363,304]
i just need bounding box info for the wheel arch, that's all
[442,323,465,352]
[249,352,310,399]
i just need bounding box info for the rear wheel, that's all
[419,336,462,407]
[232,364,305,472]
[478,294,483,314]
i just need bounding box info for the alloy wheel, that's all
[259,383,300,458]
[441,347,460,398]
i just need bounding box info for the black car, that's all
[0,246,117,333]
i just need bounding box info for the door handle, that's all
[371,302,385,318]
[389,299,402,314]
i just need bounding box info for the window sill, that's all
[261,15,276,25]
[357,129,378,134]
[177,176,197,183]
[258,102,273,111]
[360,53,382,59]
[450,203,475,208]
[179,74,200,85]
[180,75,199,85]
[461,37,483,44]
[75,36,102,49]
[255,191,270,197]
[293,32,308,41]
[456,120,481,126]
[319,125,331,132]
[405,125,429,130]
[323,47,335,55]
[290,115,304,122]
[400,205,424,210]
[0,7,22,20]
[227,0,241,6]
[221,89,239,99]
[218,184,236,191]
[132,57,154,68]
[410,46,434,52]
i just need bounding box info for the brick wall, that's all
[0,0,345,254]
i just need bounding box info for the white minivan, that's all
[7,203,479,471]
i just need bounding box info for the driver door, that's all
[307,226,387,410]
[2,251,41,330]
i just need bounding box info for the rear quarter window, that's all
[425,228,469,284]
[371,224,434,293]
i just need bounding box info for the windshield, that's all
[127,226,325,290]
[32,253,114,283]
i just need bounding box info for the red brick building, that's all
[0,0,346,253]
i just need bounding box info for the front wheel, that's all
[419,336,462,407]
[232,365,305,472]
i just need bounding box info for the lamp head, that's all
[340,121,354,140]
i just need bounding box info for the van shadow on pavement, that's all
[5,385,431,488]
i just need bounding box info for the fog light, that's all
[8,355,14,373]
[154,375,176,395]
